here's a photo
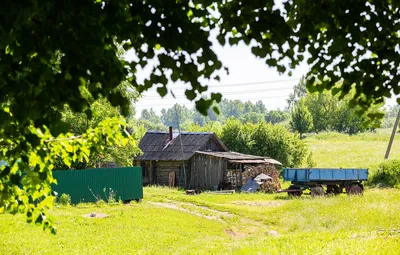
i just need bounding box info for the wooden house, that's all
[135,127,281,190]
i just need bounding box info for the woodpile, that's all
[242,164,281,193]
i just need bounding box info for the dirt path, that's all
[149,201,229,222]
[148,200,280,237]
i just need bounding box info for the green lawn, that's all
[2,130,400,254]
[306,129,400,169]
[1,187,400,255]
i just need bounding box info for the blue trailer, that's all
[281,168,368,197]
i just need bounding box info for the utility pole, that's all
[384,109,400,159]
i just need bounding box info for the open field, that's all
[1,187,400,255]
[2,131,400,254]
[306,129,400,169]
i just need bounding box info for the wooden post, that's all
[385,109,400,159]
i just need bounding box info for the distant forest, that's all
[137,98,289,131]
[137,77,396,135]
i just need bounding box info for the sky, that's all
[126,35,397,117]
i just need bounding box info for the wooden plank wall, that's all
[156,161,187,186]
[190,154,227,190]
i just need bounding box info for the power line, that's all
[135,95,289,108]
[139,86,294,100]
[200,77,300,87]
[150,78,299,93]
[151,78,299,91]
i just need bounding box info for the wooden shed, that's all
[134,128,228,187]
[190,151,282,190]
[134,128,282,190]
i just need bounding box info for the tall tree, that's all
[303,92,337,133]
[220,118,253,154]
[265,110,290,124]
[140,109,161,124]
[286,76,308,111]
[137,108,167,131]
[290,99,314,139]
[254,101,268,114]
[241,112,265,124]
[160,104,193,129]
[219,99,245,119]
[243,101,256,114]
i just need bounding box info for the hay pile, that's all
[242,164,281,193]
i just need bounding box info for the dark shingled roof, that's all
[135,131,228,161]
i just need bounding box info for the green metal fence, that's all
[52,167,143,204]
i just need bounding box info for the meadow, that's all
[1,187,400,254]
[1,129,400,254]
[306,129,400,169]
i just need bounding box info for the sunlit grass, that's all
[2,130,400,254]
[1,187,399,255]
[306,129,400,169]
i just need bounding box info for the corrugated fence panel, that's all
[52,167,143,204]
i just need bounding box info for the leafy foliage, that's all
[290,99,313,138]
[220,118,254,154]
[286,76,308,111]
[220,118,308,167]
[150,100,288,131]
[288,79,385,135]
[58,194,71,206]
[181,121,223,137]
[138,108,168,131]
[240,112,265,124]
[369,160,400,188]
[56,99,143,169]
[265,110,290,124]
[0,115,135,232]
[160,104,193,129]
[2,0,399,231]
[249,122,308,167]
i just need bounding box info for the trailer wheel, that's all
[288,190,303,197]
[346,185,363,196]
[327,185,341,195]
[311,186,324,197]
[287,186,303,197]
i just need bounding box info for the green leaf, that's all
[211,92,222,103]
[187,9,194,19]
[212,106,220,115]
[185,90,196,100]
[157,86,168,97]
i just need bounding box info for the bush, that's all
[368,160,400,188]
[220,118,308,167]
[59,193,71,206]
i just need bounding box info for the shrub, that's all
[220,118,309,167]
[368,160,400,188]
[59,193,71,206]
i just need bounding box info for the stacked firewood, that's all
[242,164,281,193]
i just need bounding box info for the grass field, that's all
[1,187,400,254]
[306,129,400,169]
[2,130,400,254]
